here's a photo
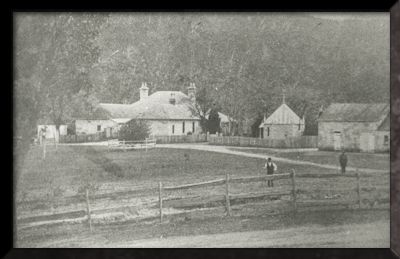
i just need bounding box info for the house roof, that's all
[377,114,390,131]
[318,103,389,122]
[205,110,233,123]
[259,103,304,127]
[98,91,200,121]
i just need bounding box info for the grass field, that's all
[15,144,390,247]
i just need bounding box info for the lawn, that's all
[228,148,390,171]
[15,144,389,247]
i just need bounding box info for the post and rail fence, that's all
[17,169,379,232]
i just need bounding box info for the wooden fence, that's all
[154,134,207,144]
[17,170,386,232]
[208,135,318,148]
[60,132,112,143]
[158,171,296,223]
[107,138,157,151]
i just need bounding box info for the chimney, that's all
[139,82,149,100]
[187,82,196,102]
[169,92,176,105]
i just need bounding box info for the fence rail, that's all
[107,138,156,150]
[208,135,318,148]
[17,170,387,231]
[160,171,297,222]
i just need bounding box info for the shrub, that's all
[118,119,150,141]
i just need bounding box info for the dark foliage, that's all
[118,119,150,141]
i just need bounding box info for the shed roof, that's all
[259,103,304,127]
[318,103,389,122]
[205,110,233,123]
[377,114,390,131]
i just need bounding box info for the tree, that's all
[207,108,221,134]
[15,14,107,152]
[118,120,150,141]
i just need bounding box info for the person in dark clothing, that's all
[263,157,278,187]
[339,151,348,174]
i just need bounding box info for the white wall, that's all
[37,125,67,139]
[75,119,201,136]
[75,120,118,135]
[147,120,201,136]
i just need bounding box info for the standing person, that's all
[339,150,348,174]
[263,157,278,187]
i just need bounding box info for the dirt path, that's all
[111,219,389,248]
[42,218,387,248]
[156,144,387,173]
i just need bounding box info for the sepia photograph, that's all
[13,12,390,248]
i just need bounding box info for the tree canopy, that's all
[15,13,389,142]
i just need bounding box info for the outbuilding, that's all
[317,103,389,152]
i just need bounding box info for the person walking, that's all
[263,157,278,187]
[339,150,348,174]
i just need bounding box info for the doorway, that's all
[333,131,342,151]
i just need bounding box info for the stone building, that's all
[75,82,204,136]
[258,98,305,139]
[317,103,389,152]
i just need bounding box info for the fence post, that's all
[356,171,361,209]
[85,188,92,232]
[159,182,163,223]
[225,173,231,216]
[291,169,297,213]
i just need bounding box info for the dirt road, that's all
[157,143,387,173]
[112,219,389,248]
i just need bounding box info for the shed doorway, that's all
[333,131,342,151]
[360,132,375,152]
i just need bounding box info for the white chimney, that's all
[187,82,196,102]
[139,82,149,100]
[169,92,176,105]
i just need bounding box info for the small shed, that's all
[258,101,305,140]
[317,103,389,152]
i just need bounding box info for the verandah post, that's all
[159,182,163,223]
[225,173,231,216]
[291,169,297,213]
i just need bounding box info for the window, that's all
[384,135,389,145]
[192,122,195,133]
[97,125,101,131]
[267,127,270,137]
[172,125,175,134]
[182,121,185,133]
[298,123,301,130]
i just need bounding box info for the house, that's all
[317,103,389,152]
[258,98,305,139]
[205,110,237,136]
[76,82,204,136]
[37,124,68,143]
[72,108,118,136]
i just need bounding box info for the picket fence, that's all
[154,134,207,144]
[208,135,318,148]
[60,132,116,143]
